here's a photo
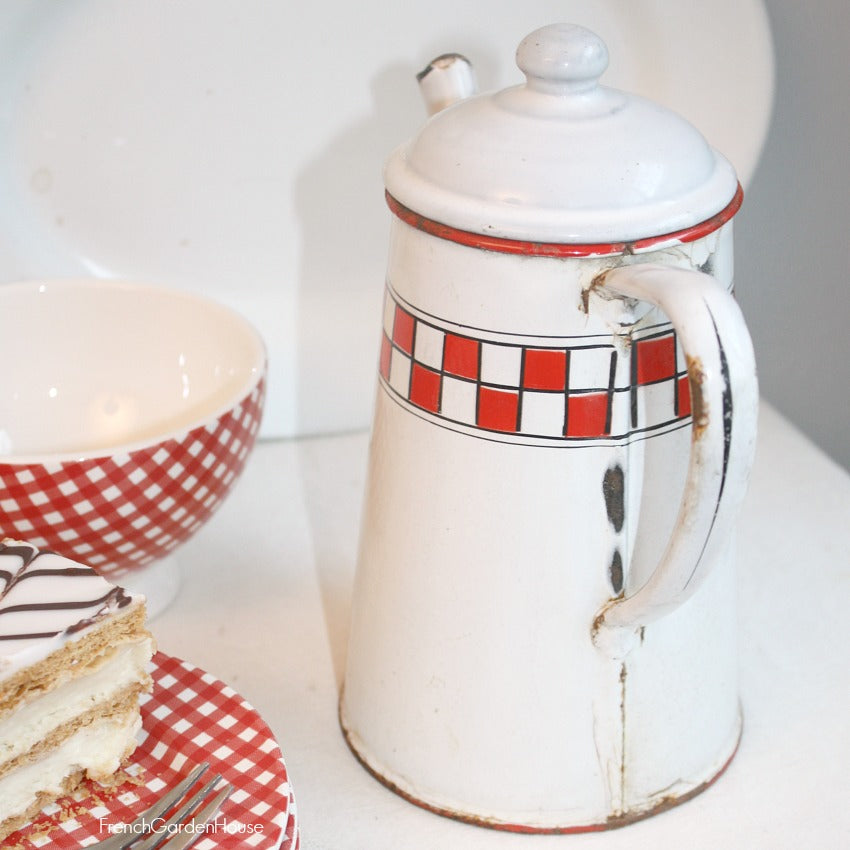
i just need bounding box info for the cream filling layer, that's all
[0,638,152,770]
[0,708,141,824]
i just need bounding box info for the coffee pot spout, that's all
[416,53,477,116]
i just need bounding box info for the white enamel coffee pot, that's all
[341,23,758,832]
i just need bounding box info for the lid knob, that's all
[516,23,608,95]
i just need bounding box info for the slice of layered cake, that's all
[0,539,154,840]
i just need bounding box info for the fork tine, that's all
[152,783,233,850]
[127,775,227,850]
[91,762,209,850]
[130,762,210,831]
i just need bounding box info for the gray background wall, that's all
[0,2,845,469]
[735,0,850,470]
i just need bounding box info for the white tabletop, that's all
[151,400,849,849]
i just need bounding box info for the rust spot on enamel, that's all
[686,355,709,437]
[581,271,609,314]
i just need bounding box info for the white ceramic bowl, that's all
[0,279,266,616]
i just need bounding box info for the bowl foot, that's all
[121,555,181,620]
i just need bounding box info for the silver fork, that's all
[91,762,233,850]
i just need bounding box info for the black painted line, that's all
[605,350,618,435]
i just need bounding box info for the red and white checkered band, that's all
[9,651,294,850]
[0,379,265,579]
[378,287,693,447]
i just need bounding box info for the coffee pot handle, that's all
[592,263,758,651]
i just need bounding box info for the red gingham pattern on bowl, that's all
[0,380,264,579]
[7,651,295,850]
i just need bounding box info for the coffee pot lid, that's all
[384,23,740,245]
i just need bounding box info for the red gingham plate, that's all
[6,652,295,850]
[283,792,299,850]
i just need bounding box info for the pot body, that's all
[340,206,747,829]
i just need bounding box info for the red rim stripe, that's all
[386,184,743,258]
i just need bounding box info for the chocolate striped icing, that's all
[0,539,140,680]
